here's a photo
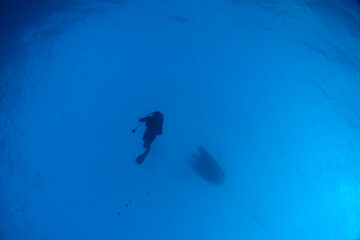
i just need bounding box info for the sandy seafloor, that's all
[1,0,360,239]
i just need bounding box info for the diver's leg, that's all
[142,128,151,141]
[142,128,151,149]
[143,133,156,149]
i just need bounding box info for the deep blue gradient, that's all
[1,1,360,239]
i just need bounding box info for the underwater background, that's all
[1,0,360,239]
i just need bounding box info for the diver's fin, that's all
[136,154,146,165]
[135,149,150,165]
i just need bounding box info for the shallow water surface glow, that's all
[1,0,360,239]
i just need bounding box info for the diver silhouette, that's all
[133,111,164,165]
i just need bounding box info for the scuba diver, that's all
[132,111,164,165]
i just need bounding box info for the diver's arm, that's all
[139,112,154,122]
[139,116,150,122]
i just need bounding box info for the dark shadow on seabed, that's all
[189,146,225,185]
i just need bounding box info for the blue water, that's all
[1,0,360,239]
